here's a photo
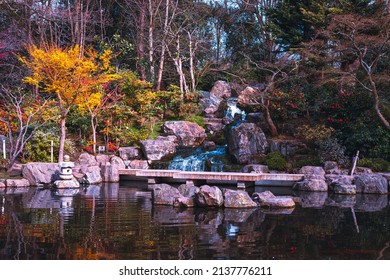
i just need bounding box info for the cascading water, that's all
[225,98,246,120]
[168,145,227,172]
[164,98,245,172]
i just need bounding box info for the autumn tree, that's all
[78,83,123,154]
[0,86,53,169]
[20,44,118,161]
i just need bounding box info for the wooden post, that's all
[50,140,54,163]
[350,150,359,176]
[2,140,5,159]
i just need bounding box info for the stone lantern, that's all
[54,155,80,189]
[59,155,75,180]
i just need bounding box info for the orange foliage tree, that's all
[20,45,118,161]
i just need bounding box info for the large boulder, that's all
[95,154,110,166]
[195,185,224,207]
[268,139,306,157]
[139,136,177,161]
[200,92,223,117]
[151,183,182,206]
[83,166,102,184]
[210,80,232,99]
[178,184,199,198]
[238,86,260,106]
[293,179,328,192]
[227,122,268,164]
[118,147,142,160]
[299,166,326,180]
[22,163,60,186]
[294,166,328,192]
[75,153,98,171]
[241,164,269,173]
[354,174,388,194]
[252,191,295,208]
[163,121,206,147]
[127,160,149,169]
[5,178,30,187]
[223,189,257,208]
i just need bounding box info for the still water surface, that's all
[1,182,390,260]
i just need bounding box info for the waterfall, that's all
[168,146,226,172]
[225,98,246,120]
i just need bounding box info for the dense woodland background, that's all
[0,0,389,171]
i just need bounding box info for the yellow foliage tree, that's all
[20,44,118,161]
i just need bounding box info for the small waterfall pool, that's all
[161,97,245,172]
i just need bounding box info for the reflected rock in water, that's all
[355,194,388,212]
[195,208,224,227]
[103,182,119,200]
[223,207,258,223]
[296,191,328,208]
[81,184,101,198]
[55,188,80,197]
[5,187,30,195]
[261,208,295,215]
[152,205,195,226]
[25,189,60,208]
[325,194,357,208]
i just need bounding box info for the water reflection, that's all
[0,183,390,260]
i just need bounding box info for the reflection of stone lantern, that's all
[59,155,74,180]
[54,155,80,189]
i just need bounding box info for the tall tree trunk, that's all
[156,0,170,90]
[91,114,97,154]
[148,0,155,83]
[188,31,196,92]
[58,117,66,163]
[137,0,147,80]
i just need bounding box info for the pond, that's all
[1,182,390,260]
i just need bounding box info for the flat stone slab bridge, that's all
[119,169,304,188]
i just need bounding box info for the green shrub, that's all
[294,157,321,169]
[296,124,335,145]
[263,151,288,171]
[23,128,76,162]
[358,158,390,172]
[318,138,349,166]
[184,115,205,127]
